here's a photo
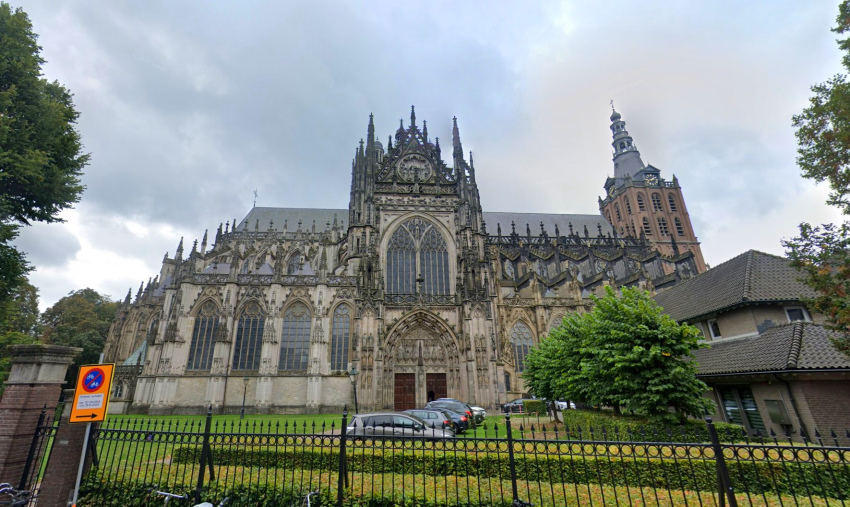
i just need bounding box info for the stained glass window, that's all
[330,305,351,371]
[511,321,534,373]
[280,302,311,371]
[232,301,265,370]
[187,301,219,370]
[386,218,449,294]
[287,253,303,275]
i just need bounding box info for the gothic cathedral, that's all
[104,107,705,414]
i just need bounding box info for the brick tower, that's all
[599,107,707,274]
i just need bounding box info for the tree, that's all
[785,1,850,352]
[0,278,39,396]
[0,3,88,329]
[524,287,711,422]
[40,289,117,386]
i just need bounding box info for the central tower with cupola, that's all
[599,108,707,274]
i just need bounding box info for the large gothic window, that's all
[511,321,534,373]
[642,217,653,235]
[625,197,632,215]
[232,301,265,370]
[330,305,351,371]
[187,301,220,371]
[657,217,669,236]
[636,193,646,211]
[614,204,622,221]
[287,253,303,275]
[280,302,311,371]
[675,217,685,236]
[386,218,450,294]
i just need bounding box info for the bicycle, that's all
[286,490,320,507]
[0,484,32,506]
[150,487,228,507]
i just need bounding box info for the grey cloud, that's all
[13,222,82,268]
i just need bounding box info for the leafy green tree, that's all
[786,1,850,352]
[40,289,117,386]
[0,3,88,328]
[524,287,711,422]
[0,278,39,395]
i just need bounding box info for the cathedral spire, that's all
[609,105,646,179]
[452,116,463,160]
[200,229,208,254]
[410,105,416,127]
[367,113,375,150]
[175,237,184,259]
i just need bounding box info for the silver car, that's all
[346,412,454,439]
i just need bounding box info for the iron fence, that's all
[27,409,849,506]
[17,404,62,506]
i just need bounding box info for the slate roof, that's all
[654,250,817,322]
[235,207,613,236]
[694,322,850,376]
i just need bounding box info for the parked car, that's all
[424,400,477,426]
[441,409,471,433]
[434,398,486,424]
[403,409,457,433]
[346,412,454,440]
[502,397,534,413]
[555,400,576,411]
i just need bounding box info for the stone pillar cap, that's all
[9,344,82,365]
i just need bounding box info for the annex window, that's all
[504,373,512,393]
[625,198,632,215]
[668,194,678,212]
[330,305,351,371]
[187,301,220,371]
[719,386,766,434]
[232,301,265,370]
[675,217,685,236]
[614,204,622,221]
[657,217,669,236]
[651,193,663,212]
[636,193,646,211]
[708,319,721,339]
[511,321,534,373]
[386,218,450,295]
[280,302,311,371]
[642,217,652,235]
[286,252,303,275]
[785,307,810,323]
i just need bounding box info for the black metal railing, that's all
[63,410,850,506]
[18,404,63,506]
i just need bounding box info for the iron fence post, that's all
[337,406,349,507]
[195,405,214,504]
[505,413,519,502]
[18,405,47,491]
[706,416,738,507]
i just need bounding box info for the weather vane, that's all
[610,99,615,111]
[253,189,258,208]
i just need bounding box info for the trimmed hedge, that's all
[171,446,850,499]
[79,477,519,507]
[522,400,546,416]
[558,409,747,443]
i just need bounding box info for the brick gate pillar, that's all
[0,344,80,485]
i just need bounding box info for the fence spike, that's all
[815,428,822,439]
[770,427,776,438]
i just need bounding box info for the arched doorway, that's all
[382,312,461,410]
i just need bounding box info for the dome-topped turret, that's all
[610,110,621,122]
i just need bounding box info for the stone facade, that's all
[104,107,703,414]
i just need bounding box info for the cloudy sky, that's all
[11,0,847,310]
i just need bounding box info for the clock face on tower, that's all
[645,175,658,186]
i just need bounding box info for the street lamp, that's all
[349,366,359,414]
[240,377,249,419]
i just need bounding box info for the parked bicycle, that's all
[149,487,228,507]
[286,490,319,507]
[0,484,32,507]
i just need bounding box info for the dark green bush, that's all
[558,409,746,443]
[169,445,850,499]
[523,400,546,416]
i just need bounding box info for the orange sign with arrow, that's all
[69,364,115,423]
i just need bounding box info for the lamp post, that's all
[240,377,249,419]
[349,366,359,414]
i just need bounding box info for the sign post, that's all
[69,363,114,507]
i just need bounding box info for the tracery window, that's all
[280,302,311,371]
[668,194,678,212]
[675,217,685,236]
[330,305,351,371]
[637,193,646,211]
[386,218,450,294]
[642,217,652,235]
[657,217,669,236]
[232,301,265,370]
[625,198,632,215]
[187,301,220,370]
[614,204,622,221]
[287,253,303,275]
[511,321,534,373]
[651,193,663,212]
